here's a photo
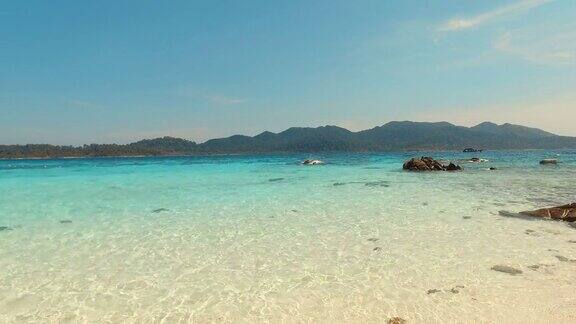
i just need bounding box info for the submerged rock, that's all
[520,203,576,222]
[0,226,12,231]
[524,229,540,236]
[491,265,523,275]
[364,180,390,187]
[333,180,390,188]
[427,289,441,295]
[540,159,558,165]
[555,255,576,263]
[59,220,72,224]
[367,238,379,242]
[499,210,542,221]
[152,208,170,213]
[388,317,407,324]
[403,157,461,172]
[268,177,285,182]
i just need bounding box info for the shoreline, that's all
[0,148,572,162]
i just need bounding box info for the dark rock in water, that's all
[568,240,576,244]
[388,317,407,324]
[520,203,576,222]
[333,182,347,186]
[489,167,497,171]
[403,157,461,172]
[427,289,441,295]
[491,265,523,275]
[268,178,285,182]
[291,209,298,213]
[463,216,472,220]
[0,226,12,231]
[445,163,462,171]
[367,238,379,242]
[540,159,558,165]
[59,220,72,224]
[152,208,170,213]
[302,159,324,165]
[448,287,460,294]
[373,247,382,252]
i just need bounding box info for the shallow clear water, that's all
[1,151,576,323]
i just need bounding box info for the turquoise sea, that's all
[1,151,576,323]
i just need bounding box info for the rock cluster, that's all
[403,157,461,171]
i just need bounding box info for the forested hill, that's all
[2,121,575,159]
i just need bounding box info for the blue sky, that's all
[1,0,575,144]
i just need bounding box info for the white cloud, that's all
[439,0,553,32]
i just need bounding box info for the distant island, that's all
[2,121,576,159]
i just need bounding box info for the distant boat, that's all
[463,148,483,153]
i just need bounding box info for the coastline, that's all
[0,148,571,162]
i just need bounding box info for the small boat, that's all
[463,148,483,153]
[302,159,324,165]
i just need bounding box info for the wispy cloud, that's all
[65,99,105,110]
[174,86,246,105]
[204,94,245,105]
[439,0,553,32]
[494,28,576,65]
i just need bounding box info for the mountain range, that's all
[1,121,575,158]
